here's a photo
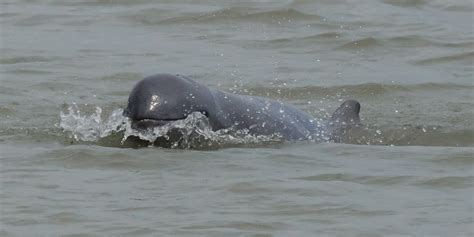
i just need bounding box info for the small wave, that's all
[384,35,474,48]
[294,174,416,185]
[268,33,343,44]
[428,0,474,12]
[0,86,28,96]
[30,82,78,92]
[432,153,473,166]
[294,173,474,189]
[183,221,277,232]
[338,37,379,50]
[240,32,344,49]
[0,56,56,65]
[383,0,426,8]
[337,125,474,147]
[414,176,474,189]
[128,7,320,26]
[13,14,71,27]
[414,52,474,65]
[7,69,53,75]
[242,83,472,100]
[52,0,158,7]
[96,73,143,82]
[0,13,20,18]
[0,106,15,116]
[441,4,474,12]
[336,35,473,51]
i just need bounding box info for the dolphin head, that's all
[123,74,215,130]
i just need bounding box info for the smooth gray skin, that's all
[123,74,361,141]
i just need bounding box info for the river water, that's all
[1,0,473,236]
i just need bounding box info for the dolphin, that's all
[123,73,361,143]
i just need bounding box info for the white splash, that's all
[59,105,284,148]
[59,104,127,142]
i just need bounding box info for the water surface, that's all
[1,0,473,236]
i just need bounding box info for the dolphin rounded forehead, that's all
[130,74,207,100]
[125,74,214,121]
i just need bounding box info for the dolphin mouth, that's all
[130,118,183,130]
[123,108,188,130]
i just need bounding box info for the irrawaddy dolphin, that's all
[123,73,361,143]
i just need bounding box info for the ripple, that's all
[432,153,474,166]
[240,32,344,49]
[30,82,78,91]
[0,106,16,116]
[182,221,279,231]
[36,148,146,169]
[0,56,57,64]
[338,37,379,50]
[415,176,474,189]
[46,212,89,224]
[383,0,427,8]
[414,52,474,65]
[267,204,394,217]
[13,14,70,26]
[295,173,474,189]
[126,7,321,26]
[384,35,474,48]
[7,69,53,75]
[226,181,273,194]
[336,126,474,147]
[294,173,416,186]
[243,83,472,99]
[97,73,143,82]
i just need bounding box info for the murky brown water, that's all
[1,0,473,236]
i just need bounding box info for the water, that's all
[1,0,473,236]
